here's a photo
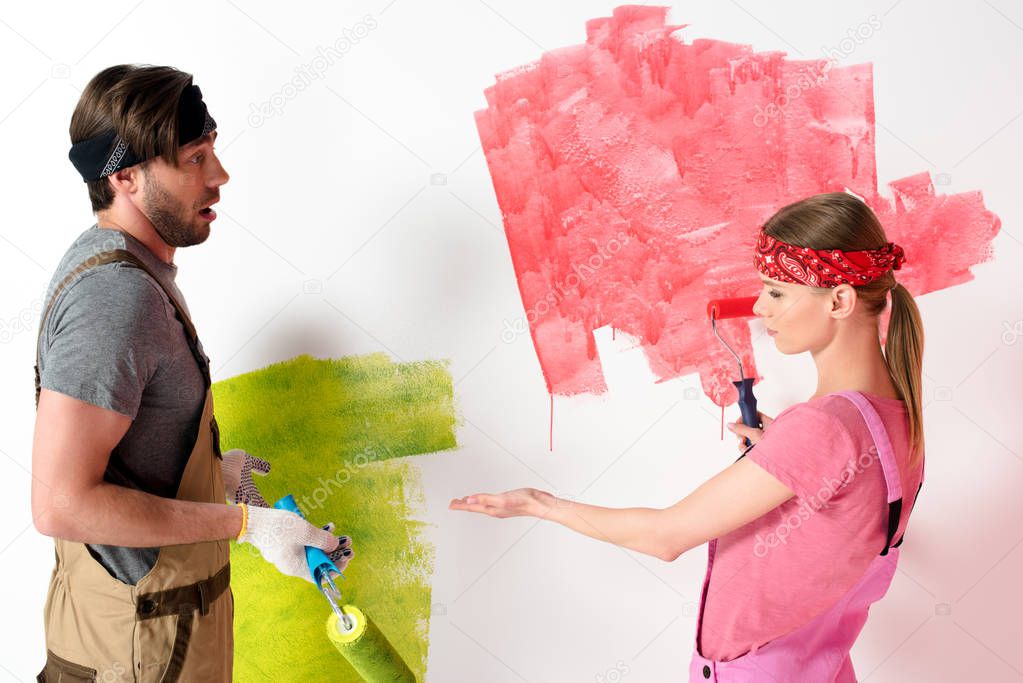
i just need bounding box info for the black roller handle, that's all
[734,377,762,448]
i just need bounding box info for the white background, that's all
[1,1,1020,681]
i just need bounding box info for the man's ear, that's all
[829,284,857,319]
[106,165,143,197]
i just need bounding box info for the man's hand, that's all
[221,448,272,507]
[238,506,340,583]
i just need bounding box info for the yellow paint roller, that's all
[327,605,416,682]
[274,494,417,682]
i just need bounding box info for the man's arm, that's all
[32,388,242,546]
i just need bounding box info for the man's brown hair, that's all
[69,64,195,212]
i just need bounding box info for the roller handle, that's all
[273,494,340,585]
[734,377,761,448]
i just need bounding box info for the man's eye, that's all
[191,154,204,164]
[769,290,781,299]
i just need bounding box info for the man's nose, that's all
[211,156,229,187]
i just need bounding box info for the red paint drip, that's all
[475,5,1001,408]
[549,392,554,452]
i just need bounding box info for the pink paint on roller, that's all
[475,5,1001,407]
[708,297,758,322]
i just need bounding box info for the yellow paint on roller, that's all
[327,605,417,682]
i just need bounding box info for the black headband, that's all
[68,84,216,182]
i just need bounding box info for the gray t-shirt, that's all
[37,224,210,584]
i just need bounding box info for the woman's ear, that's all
[829,284,857,319]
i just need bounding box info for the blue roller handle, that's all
[734,378,762,448]
[273,494,340,585]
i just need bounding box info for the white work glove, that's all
[238,505,341,583]
[221,448,271,507]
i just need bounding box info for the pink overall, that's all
[689,391,924,682]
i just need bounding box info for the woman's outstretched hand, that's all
[449,488,556,519]
[726,411,775,452]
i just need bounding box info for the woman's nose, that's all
[752,294,766,318]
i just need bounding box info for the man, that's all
[31,64,352,682]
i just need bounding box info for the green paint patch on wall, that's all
[212,353,457,682]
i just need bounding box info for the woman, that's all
[450,192,926,681]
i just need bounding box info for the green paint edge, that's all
[212,353,457,681]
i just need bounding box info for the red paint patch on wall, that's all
[475,5,1001,406]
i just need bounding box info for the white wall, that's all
[1,1,1020,680]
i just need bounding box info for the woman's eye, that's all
[191,154,204,164]
[769,290,781,299]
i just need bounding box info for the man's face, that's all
[138,130,229,247]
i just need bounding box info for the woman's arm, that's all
[450,416,795,561]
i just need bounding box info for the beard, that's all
[141,172,210,248]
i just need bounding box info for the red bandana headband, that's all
[754,229,906,287]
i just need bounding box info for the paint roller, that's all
[274,494,417,682]
[706,296,761,447]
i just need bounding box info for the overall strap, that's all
[833,391,912,556]
[135,562,231,682]
[34,249,210,409]
[893,455,925,549]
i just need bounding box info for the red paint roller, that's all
[707,296,761,448]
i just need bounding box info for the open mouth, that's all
[198,202,218,221]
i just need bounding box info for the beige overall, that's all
[34,248,233,682]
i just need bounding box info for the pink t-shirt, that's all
[698,392,924,662]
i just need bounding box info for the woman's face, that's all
[752,274,840,354]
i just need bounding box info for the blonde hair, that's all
[762,192,924,467]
